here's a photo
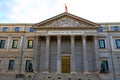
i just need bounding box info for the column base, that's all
[33,70,37,73]
[56,72,61,74]
[43,71,49,74]
[83,72,90,74]
[71,72,77,74]
[95,71,100,74]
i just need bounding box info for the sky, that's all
[0,0,120,23]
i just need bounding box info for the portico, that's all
[33,12,99,74]
[34,35,99,73]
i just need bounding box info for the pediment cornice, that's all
[33,12,99,28]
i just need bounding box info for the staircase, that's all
[1,73,114,80]
[33,73,101,80]
[97,74,114,80]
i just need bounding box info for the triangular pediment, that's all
[34,12,98,27]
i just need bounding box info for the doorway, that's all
[62,56,70,73]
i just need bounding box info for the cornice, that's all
[33,12,99,27]
[0,31,34,33]
[98,22,120,25]
[34,26,98,29]
[107,30,120,33]
[0,23,34,26]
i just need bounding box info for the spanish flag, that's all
[65,3,68,12]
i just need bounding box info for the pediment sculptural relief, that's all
[44,17,86,27]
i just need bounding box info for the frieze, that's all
[99,53,110,58]
[44,17,86,27]
[48,31,84,35]
[35,30,97,35]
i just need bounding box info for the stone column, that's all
[57,36,61,73]
[44,36,50,73]
[71,35,76,74]
[6,35,11,51]
[34,36,39,73]
[82,35,89,73]
[94,35,99,73]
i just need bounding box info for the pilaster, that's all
[33,36,39,73]
[19,35,24,50]
[6,35,11,51]
[94,35,99,73]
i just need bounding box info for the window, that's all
[99,39,105,48]
[27,40,34,48]
[8,60,14,70]
[25,60,31,72]
[114,26,119,31]
[0,60,1,68]
[29,27,34,32]
[3,27,8,32]
[12,40,18,48]
[0,40,5,48]
[100,60,109,73]
[98,27,103,32]
[0,60,1,64]
[15,27,20,32]
[115,39,120,48]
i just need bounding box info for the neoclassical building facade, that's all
[0,12,120,80]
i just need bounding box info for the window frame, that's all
[15,27,20,32]
[0,40,5,48]
[25,60,31,72]
[0,60,1,66]
[113,26,119,31]
[115,39,120,48]
[3,27,8,32]
[29,27,34,32]
[101,60,109,73]
[98,27,103,32]
[99,39,105,49]
[12,40,18,48]
[27,40,34,48]
[8,60,14,70]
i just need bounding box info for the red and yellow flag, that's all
[65,3,68,12]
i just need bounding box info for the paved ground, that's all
[0,76,16,80]
[0,76,26,80]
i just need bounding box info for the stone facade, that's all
[0,12,120,80]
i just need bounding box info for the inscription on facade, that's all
[48,31,84,35]
[36,30,97,35]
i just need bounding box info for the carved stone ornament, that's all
[44,17,86,27]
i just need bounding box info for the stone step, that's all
[5,73,102,80]
[98,74,114,80]
[33,73,101,80]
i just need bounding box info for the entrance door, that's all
[62,56,70,73]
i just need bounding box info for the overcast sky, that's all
[0,0,120,23]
